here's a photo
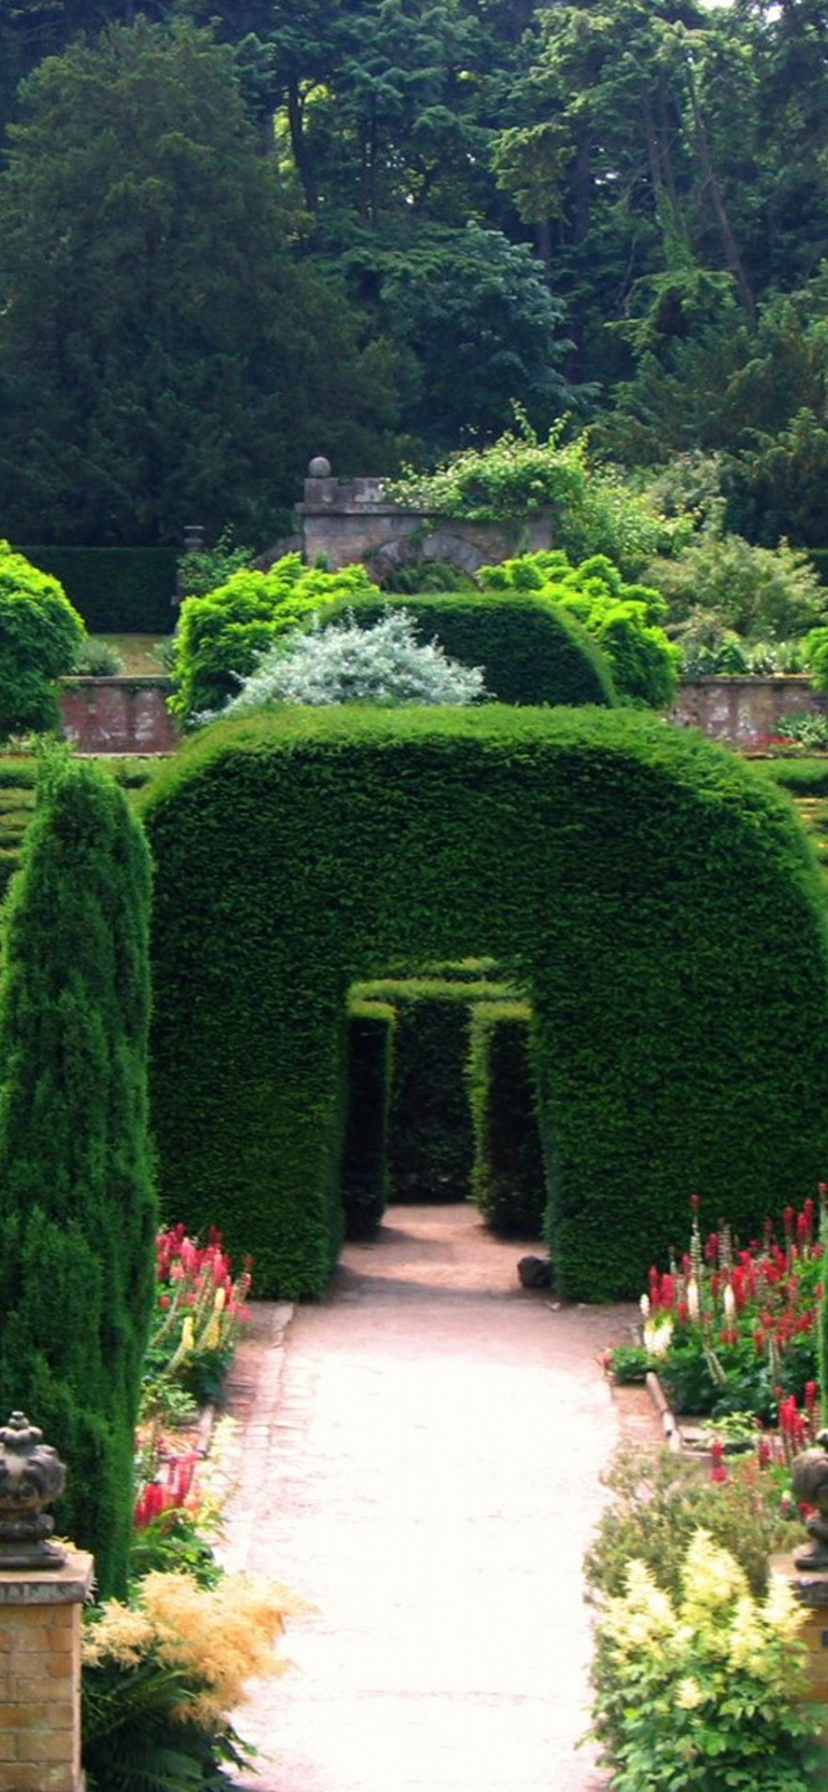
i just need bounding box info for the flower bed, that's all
[81,1224,296,1792]
[607,1195,822,1440]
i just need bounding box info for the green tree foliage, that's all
[0,751,156,1598]
[0,541,85,738]
[333,225,581,447]
[0,19,399,546]
[477,551,680,707]
[643,526,827,640]
[169,555,382,722]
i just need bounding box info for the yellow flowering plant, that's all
[589,1529,826,1791]
[82,1569,302,1792]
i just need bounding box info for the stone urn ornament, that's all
[791,1428,828,1571]
[0,1411,67,1569]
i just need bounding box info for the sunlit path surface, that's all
[220,1204,640,1792]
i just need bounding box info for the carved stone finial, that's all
[792,1429,828,1572]
[308,456,332,479]
[0,1412,67,1569]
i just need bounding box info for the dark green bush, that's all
[467,1001,545,1237]
[342,1000,395,1238]
[18,546,177,632]
[0,750,156,1596]
[379,560,477,594]
[142,705,828,1300]
[309,590,617,709]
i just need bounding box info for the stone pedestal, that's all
[0,1552,94,1792]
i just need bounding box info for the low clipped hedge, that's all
[341,1000,395,1239]
[305,590,618,708]
[467,1001,545,1238]
[142,706,828,1300]
[17,547,177,633]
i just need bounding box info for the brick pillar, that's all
[0,1552,94,1792]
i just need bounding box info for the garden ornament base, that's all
[0,1410,67,1569]
[792,1431,828,1573]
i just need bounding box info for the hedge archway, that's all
[142,706,828,1301]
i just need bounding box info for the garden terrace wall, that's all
[141,706,828,1302]
[670,675,828,745]
[60,676,180,754]
[57,675,828,756]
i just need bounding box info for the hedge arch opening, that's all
[142,706,828,1301]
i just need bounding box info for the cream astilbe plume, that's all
[82,1602,156,1668]
[138,1570,302,1727]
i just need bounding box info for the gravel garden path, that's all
[219,1203,659,1792]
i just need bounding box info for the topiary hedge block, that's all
[310,590,618,708]
[467,1001,545,1238]
[342,1000,395,1238]
[18,546,177,633]
[142,706,828,1301]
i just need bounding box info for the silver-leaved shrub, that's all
[210,609,487,716]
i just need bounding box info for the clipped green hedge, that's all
[17,547,177,633]
[142,706,828,1300]
[467,1001,545,1238]
[305,590,618,708]
[349,975,517,1207]
[341,1000,395,1238]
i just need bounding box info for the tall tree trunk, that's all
[685,55,756,322]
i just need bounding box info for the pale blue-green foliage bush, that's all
[212,610,487,716]
[477,550,680,708]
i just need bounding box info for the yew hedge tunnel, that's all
[142,706,828,1301]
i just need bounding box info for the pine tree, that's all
[0,750,156,1597]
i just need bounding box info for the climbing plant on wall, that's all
[142,706,828,1302]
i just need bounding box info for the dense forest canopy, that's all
[2,0,828,547]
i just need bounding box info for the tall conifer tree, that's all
[0,751,156,1597]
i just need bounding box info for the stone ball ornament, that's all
[0,1411,67,1568]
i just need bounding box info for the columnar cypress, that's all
[0,751,156,1597]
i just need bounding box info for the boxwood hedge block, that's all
[342,1000,395,1238]
[309,591,618,708]
[142,706,828,1301]
[467,1001,545,1238]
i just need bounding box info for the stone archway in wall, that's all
[142,706,828,1303]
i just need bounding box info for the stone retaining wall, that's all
[669,674,828,747]
[56,673,828,755]
[59,677,180,755]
